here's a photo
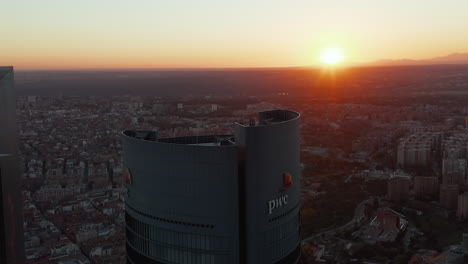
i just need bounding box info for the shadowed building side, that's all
[0,67,18,154]
[0,66,25,264]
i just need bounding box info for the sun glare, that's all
[320,47,345,65]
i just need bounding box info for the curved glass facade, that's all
[122,110,301,264]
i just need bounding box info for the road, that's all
[302,199,369,244]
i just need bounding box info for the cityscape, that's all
[0,65,463,263]
[2,1,468,264]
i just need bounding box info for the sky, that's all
[1,0,468,69]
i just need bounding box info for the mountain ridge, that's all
[368,53,468,66]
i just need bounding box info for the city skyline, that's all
[2,0,468,69]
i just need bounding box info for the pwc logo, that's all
[284,172,293,187]
[269,172,293,214]
[125,168,132,184]
[279,172,293,192]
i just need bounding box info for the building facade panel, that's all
[234,110,301,264]
[122,133,240,264]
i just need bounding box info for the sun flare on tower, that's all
[320,47,345,65]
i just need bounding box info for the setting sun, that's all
[320,47,345,65]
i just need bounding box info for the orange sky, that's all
[2,0,468,69]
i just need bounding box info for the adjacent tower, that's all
[0,66,25,264]
[234,110,301,264]
[122,110,301,264]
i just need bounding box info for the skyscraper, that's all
[122,110,301,264]
[0,66,25,264]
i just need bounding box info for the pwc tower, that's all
[122,110,301,264]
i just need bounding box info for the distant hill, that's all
[369,53,468,66]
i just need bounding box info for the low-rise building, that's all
[440,184,460,210]
[387,177,410,203]
[414,176,439,200]
[457,192,468,220]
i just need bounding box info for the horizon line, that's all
[14,63,468,72]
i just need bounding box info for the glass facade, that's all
[126,213,230,264]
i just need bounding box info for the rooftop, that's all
[123,109,299,146]
[236,109,300,127]
[122,131,235,146]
